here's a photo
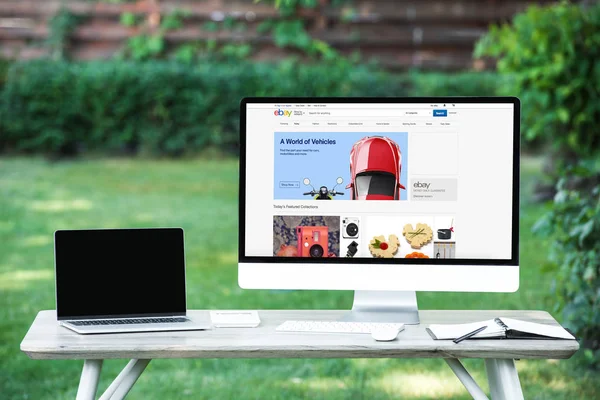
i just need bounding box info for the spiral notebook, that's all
[427,317,575,340]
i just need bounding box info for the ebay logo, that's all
[274,109,292,117]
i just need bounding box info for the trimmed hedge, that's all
[409,71,506,97]
[0,60,501,156]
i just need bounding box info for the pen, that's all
[453,325,487,344]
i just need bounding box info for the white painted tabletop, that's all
[21,310,579,360]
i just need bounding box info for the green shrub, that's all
[534,162,600,368]
[0,60,409,155]
[1,59,500,156]
[477,2,600,367]
[409,71,503,96]
[0,58,10,81]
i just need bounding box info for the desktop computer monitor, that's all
[238,97,520,324]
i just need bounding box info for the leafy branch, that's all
[118,2,191,61]
[256,0,352,61]
[47,7,85,60]
[110,0,355,63]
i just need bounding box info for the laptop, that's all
[54,228,210,334]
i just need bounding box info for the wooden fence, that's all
[0,0,556,70]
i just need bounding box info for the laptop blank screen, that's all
[55,228,186,320]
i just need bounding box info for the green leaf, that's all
[206,39,217,51]
[146,36,164,55]
[223,16,236,30]
[557,107,569,123]
[120,12,137,27]
[161,14,184,31]
[203,21,219,32]
[532,214,553,235]
[577,220,595,245]
[173,44,196,63]
[301,0,318,8]
[256,20,273,34]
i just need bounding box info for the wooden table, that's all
[21,310,579,400]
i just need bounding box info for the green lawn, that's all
[0,157,598,399]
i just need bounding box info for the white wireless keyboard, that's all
[276,320,405,334]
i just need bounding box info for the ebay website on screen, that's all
[245,102,514,261]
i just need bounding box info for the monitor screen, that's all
[55,228,186,319]
[240,99,518,265]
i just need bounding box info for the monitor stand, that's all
[341,290,420,324]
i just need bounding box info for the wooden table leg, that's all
[485,359,524,400]
[98,359,151,400]
[76,359,103,400]
[444,358,489,400]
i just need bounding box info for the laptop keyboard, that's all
[68,317,189,326]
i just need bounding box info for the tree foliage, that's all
[475,2,600,159]
[477,1,600,368]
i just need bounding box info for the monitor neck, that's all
[342,290,420,324]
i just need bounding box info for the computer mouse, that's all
[371,328,401,342]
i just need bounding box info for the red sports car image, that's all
[346,136,406,200]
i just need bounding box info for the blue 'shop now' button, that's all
[279,181,300,188]
[433,109,447,117]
